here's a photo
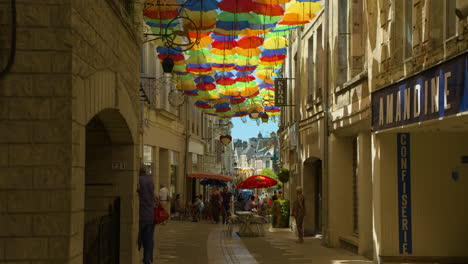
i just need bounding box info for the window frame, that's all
[403,0,413,60]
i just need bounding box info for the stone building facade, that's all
[280,0,468,262]
[140,37,230,204]
[1,0,142,263]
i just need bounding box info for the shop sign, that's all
[275,78,288,106]
[372,53,468,131]
[397,133,412,254]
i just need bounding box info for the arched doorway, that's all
[303,158,322,236]
[83,109,135,264]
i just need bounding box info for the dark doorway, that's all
[303,158,323,236]
[314,160,322,234]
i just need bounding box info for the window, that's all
[352,137,359,235]
[266,160,271,168]
[404,0,413,59]
[316,25,323,98]
[308,36,314,95]
[351,0,364,76]
[141,46,147,75]
[337,0,349,85]
[446,0,457,39]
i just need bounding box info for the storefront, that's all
[371,53,468,262]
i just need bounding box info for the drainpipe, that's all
[322,0,330,247]
[287,31,293,199]
[295,28,303,188]
[183,101,191,202]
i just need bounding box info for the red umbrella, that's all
[237,175,278,189]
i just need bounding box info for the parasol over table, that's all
[187,172,232,182]
[237,175,278,189]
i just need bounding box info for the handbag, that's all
[154,204,169,224]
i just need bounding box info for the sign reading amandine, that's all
[372,53,468,131]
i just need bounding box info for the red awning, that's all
[187,173,232,182]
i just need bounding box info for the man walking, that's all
[221,186,232,225]
[137,167,155,264]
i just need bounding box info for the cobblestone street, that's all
[153,221,370,264]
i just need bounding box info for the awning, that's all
[187,172,232,182]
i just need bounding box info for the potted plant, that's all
[277,168,290,192]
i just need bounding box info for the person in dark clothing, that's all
[137,167,155,264]
[221,186,232,224]
[210,186,222,224]
[272,191,278,201]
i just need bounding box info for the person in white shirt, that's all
[159,184,170,222]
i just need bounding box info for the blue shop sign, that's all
[372,53,468,131]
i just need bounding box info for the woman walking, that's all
[292,186,306,243]
[210,186,222,224]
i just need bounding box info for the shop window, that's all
[352,137,359,235]
[170,151,179,198]
[143,145,154,175]
[337,0,349,86]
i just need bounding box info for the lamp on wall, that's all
[249,110,260,119]
[261,112,269,123]
[456,1,468,19]
[162,57,174,73]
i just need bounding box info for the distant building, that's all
[234,132,279,179]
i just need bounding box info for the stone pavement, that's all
[151,220,373,264]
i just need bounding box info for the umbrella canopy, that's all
[200,179,227,187]
[237,175,278,189]
[187,172,233,182]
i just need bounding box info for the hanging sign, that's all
[397,133,412,254]
[275,78,288,106]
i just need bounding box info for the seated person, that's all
[192,195,204,222]
[258,197,270,217]
[244,196,257,212]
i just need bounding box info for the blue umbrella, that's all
[200,179,227,187]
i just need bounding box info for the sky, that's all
[231,117,279,141]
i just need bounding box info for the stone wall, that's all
[0,0,142,263]
[0,1,74,263]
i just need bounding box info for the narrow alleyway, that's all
[153,221,371,264]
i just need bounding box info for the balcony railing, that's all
[140,76,179,118]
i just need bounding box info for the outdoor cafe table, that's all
[235,211,259,237]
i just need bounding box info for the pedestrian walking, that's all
[221,186,232,224]
[174,194,184,220]
[137,167,155,264]
[159,184,170,223]
[210,186,222,224]
[292,186,306,243]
